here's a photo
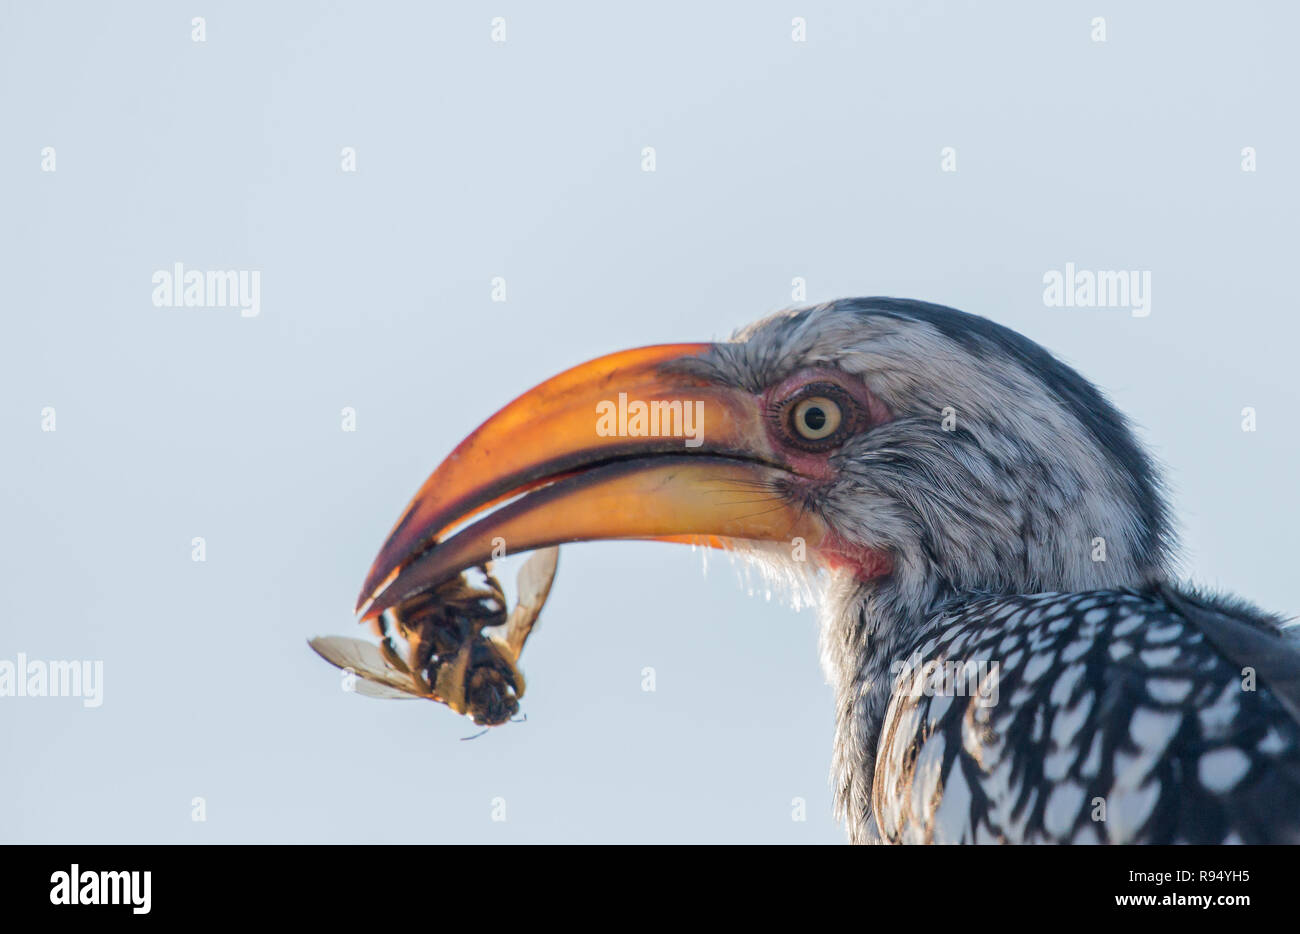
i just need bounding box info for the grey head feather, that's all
[694,297,1176,598]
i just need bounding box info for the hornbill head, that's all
[353,297,1175,831]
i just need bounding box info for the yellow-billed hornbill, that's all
[349,298,1300,844]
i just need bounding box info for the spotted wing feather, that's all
[873,589,1300,844]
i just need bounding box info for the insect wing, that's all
[504,547,559,656]
[309,636,426,699]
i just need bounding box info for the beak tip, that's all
[352,583,371,615]
[354,558,405,618]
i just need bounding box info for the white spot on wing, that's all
[1145,622,1183,644]
[1113,613,1143,636]
[1146,678,1192,704]
[1050,693,1094,750]
[1129,707,1183,754]
[1114,708,1183,789]
[1258,728,1287,755]
[930,752,973,844]
[1042,780,1085,838]
[1198,747,1250,793]
[1106,779,1161,843]
[1061,639,1091,663]
[1043,747,1074,781]
[1078,730,1103,779]
[1049,662,1086,707]
[1140,646,1181,668]
[1198,681,1241,740]
[1023,652,1055,682]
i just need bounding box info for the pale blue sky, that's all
[2,1,1296,843]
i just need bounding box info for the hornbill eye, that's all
[779,383,857,450]
[793,397,841,439]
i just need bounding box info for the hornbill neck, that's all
[820,531,1174,843]
[821,570,935,844]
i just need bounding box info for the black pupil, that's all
[803,406,827,431]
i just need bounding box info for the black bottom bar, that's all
[2,844,1282,920]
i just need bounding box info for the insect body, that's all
[311,548,558,726]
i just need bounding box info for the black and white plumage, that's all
[685,299,1300,843]
[875,587,1300,843]
[356,296,1300,843]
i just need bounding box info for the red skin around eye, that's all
[760,367,891,477]
[758,367,895,582]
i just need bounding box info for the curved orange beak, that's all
[355,343,829,622]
